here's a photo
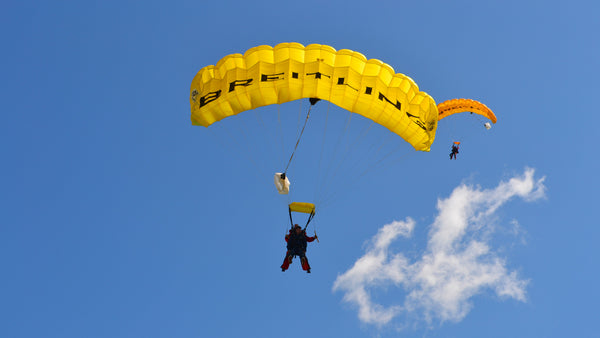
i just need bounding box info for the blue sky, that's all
[1,1,598,337]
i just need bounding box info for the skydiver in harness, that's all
[281,224,317,273]
[450,143,459,160]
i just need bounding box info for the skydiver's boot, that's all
[301,257,311,273]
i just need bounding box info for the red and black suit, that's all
[281,229,316,272]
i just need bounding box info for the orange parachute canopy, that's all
[437,98,497,124]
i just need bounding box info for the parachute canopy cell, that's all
[437,98,497,124]
[190,43,439,151]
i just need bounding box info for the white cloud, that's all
[333,168,545,327]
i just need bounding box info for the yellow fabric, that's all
[190,43,439,151]
[437,98,497,124]
[289,202,315,214]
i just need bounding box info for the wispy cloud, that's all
[333,168,545,327]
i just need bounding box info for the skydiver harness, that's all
[286,230,309,255]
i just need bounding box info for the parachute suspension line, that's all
[317,109,354,204]
[317,109,378,207]
[443,113,490,149]
[448,116,458,144]
[319,146,414,209]
[358,131,397,170]
[253,108,279,167]
[237,123,264,171]
[465,111,492,129]
[315,89,335,207]
[325,120,376,188]
[318,126,411,208]
[283,103,314,175]
[316,119,377,207]
[277,104,285,167]
[471,113,494,131]
[314,101,331,204]
[207,123,263,180]
[321,121,387,200]
[360,143,413,178]
[253,109,267,133]
[442,117,461,152]
[452,115,486,147]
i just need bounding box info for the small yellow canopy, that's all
[289,202,315,214]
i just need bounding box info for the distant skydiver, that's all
[281,224,317,273]
[450,143,460,160]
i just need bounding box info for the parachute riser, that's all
[289,207,316,231]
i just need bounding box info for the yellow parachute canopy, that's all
[437,98,497,124]
[289,202,315,214]
[190,43,439,151]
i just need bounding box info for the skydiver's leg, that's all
[301,257,311,272]
[281,251,293,271]
[299,252,311,272]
